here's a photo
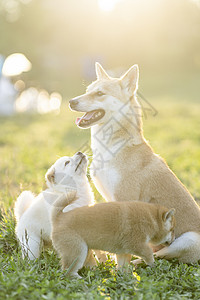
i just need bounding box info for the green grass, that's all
[0,97,200,299]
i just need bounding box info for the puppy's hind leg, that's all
[155,231,200,263]
[58,236,88,278]
[21,232,41,260]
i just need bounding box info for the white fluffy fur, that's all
[14,153,94,260]
[155,232,200,263]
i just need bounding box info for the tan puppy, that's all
[69,63,200,264]
[51,192,175,277]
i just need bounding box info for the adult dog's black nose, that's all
[69,99,78,107]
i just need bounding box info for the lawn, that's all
[0,96,200,299]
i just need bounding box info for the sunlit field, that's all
[1,0,200,298]
[1,95,200,299]
[0,96,200,208]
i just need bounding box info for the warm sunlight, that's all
[98,0,120,12]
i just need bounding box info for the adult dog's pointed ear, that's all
[95,62,110,80]
[45,167,55,187]
[120,64,139,96]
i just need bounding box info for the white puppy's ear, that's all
[120,64,139,95]
[45,167,55,187]
[95,62,110,80]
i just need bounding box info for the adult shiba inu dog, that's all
[51,191,175,277]
[69,63,200,264]
[14,152,94,259]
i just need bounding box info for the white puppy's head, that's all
[45,152,88,189]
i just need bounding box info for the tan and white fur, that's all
[51,192,175,277]
[69,63,200,264]
[14,152,94,259]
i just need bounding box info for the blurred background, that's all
[0,0,200,111]
[0,0,200,204]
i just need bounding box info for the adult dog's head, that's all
[69,63,141,129]
[45,152,88,189]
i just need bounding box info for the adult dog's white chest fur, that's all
[91,163,120,202]
[90,126,120,202]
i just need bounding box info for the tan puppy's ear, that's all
[95,62,110,80]
[120,64,139,95]
[45,167,55,186]
[163,208,176,222]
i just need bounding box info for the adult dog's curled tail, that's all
[14,191,35,222]
[51,190,77,221]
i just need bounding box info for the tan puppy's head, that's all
[151,207,176,246]
[45,152,88,189]
[69,63,141,129]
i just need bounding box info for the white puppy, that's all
[14,152,94,260]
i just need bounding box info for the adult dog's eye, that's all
[96,91,105,96]
[65,161,70,166]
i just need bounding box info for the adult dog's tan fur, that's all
[51,192,175,277]
[69,63,200,264]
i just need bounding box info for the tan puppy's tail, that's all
[51,190,77,220]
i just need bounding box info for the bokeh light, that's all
[2,53,32,77]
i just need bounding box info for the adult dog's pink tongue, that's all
[75,111,96,125]
[75,117,81,125]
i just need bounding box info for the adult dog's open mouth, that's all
[75,109,105,127]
